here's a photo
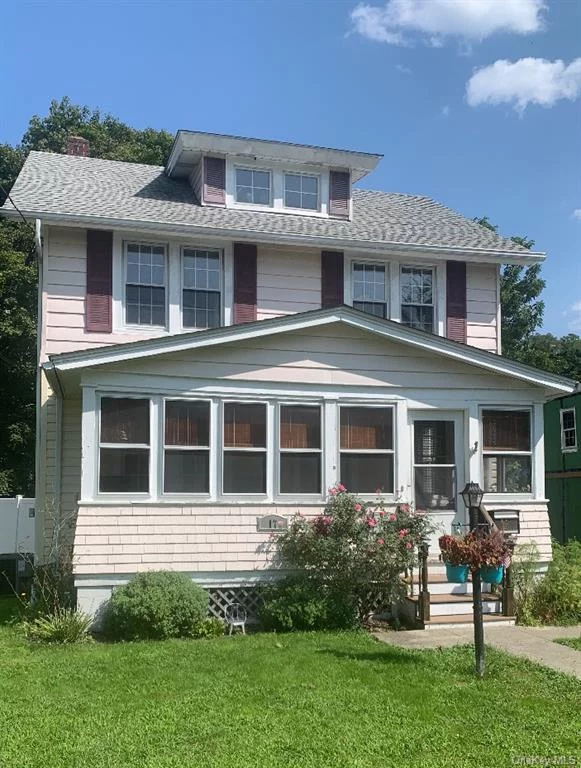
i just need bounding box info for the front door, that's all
[410,412,465,550]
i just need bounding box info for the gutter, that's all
[0,208,545,265]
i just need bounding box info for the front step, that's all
[406,592,502,617]
[424,614,515,630]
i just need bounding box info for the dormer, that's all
[165,131,382,221]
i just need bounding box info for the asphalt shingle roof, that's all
[2,151,531,255]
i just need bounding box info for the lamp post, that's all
[461,481,485,678]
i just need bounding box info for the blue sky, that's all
[2,0,580,336]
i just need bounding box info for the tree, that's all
[0,97,174,496]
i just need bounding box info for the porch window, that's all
[413,420,455,510]
[352,263,387,319]
[560,408,577,451]
[401,267,434,333]
[279,405,321,495]
[339,406,394,493]
[235,168,271,206]
[125,243,166,326]
[99,397,150,493]
[223,403,267,494]
[164,400,210,493]
[182,249,222,329]
[482,410,531,493]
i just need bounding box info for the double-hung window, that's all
[182,249,222,328]
[483,410,532,493]
[279,405,321,495]
[283,173,318,211]
[352,263,387,318]
[99,397,150,493]
[223,403,267,494]
[164,400,210,494]
[560,408,577,451]
[401,267,434,333]
[125,243,166,326]
[340,406,394,493]
[235,168,271,206]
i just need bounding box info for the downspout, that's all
[33,220,44,557]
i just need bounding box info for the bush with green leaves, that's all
[533,540,581,625]
[260,576,358,632]
[102,571,209,640]
[191,617,225,638]
[22,608,92,644]
[273,486,436,622]
[512,542,542,625]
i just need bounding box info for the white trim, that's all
[480,406,534,498]
[282,170,321,213]
[162,397,212,497]
[180,245,224,331]
[559,407,578,452]
[400,263,436,334]
[47,307,576,394]
[122,239,169,331]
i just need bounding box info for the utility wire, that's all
[0,183,37,236]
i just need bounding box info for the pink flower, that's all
[337,483,346,493]
[398,528,409,538]
[400,504,411,514]
[406,542,413,550]
[355,503,362,513]
[366,516,378,528]
[329,487,337,496]
[379,510,386,517]
[389,513,397,522]
[377,538,385,545]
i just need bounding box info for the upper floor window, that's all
[99,397,150,493]
[560,408,577,451]
[284,173,319,211]
[182,248,222,329]
[352,263,387,319]
[235,168,271,206]
[401,267,434,333]
[125,243,166,327]
[482,410,531,494]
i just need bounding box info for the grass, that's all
[555,636,581,651]
[0,599,579,768]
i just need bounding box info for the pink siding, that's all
[466,263,499,353]
[256,244,321,319]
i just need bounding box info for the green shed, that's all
[545,391,581,542]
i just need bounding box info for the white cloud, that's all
[567,302,581,332]
[466,57,581,112]
[395,63,412,74]
[573,209,581,220]
[350,0,545,47]
[441,105,451,117]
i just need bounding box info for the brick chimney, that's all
[66,136,90,157]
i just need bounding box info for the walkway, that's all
[374,624,581,679]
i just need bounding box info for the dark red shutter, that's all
[329,170,350,218]
[86,230,113,333]
[446,261,467,343]
[203,156,226,205]
[321,251,344,308]
[233,242,257,324]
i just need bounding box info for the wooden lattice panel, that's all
[207,587,264,623]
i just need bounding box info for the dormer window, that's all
[235,168,271,206]
[284,173,319,211]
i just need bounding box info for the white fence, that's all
[0,496,35,556]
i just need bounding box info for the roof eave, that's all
[0,208,545,265]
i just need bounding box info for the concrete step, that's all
[412,573,473,595]
[406,592,502,616]
[424,614,515,630]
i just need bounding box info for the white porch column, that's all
[80,386,97,501]
[467,403,482,488]
[395,400,410,502]
[324,399,338,492]
[533,402,545,500]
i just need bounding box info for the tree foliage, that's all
[0,98,174,496]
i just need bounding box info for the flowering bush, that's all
[273,486,436,621]
[440,528,514,570]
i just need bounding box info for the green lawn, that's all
[555,636,581,651]
[0,600,579,768]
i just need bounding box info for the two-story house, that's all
[2,131,576,622]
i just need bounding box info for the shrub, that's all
[512,542,542,625]
[191,617,225,638]
[22,608,92,644]
[102,571,209,640]
[272,488,435,623]
[533,540,581,625]
[260,577,358,632]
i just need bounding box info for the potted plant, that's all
[438,534,470,583]
[464,528,514,585]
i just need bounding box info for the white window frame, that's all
[481,407,533,497]
[233,166,273,209]
[180,246,224,330]
[560,408,578,452]
[338,403,396,498]
[282,171,320,212]
[221,400,269,498]
[162,398,212,497]
[97,394,153,498]
[277,402,323,498]
[400,265,436,334]
[350,260,389,319]
[123,241,169,330]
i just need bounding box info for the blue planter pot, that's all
[445,563,469,584]
[480,565,504,585]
